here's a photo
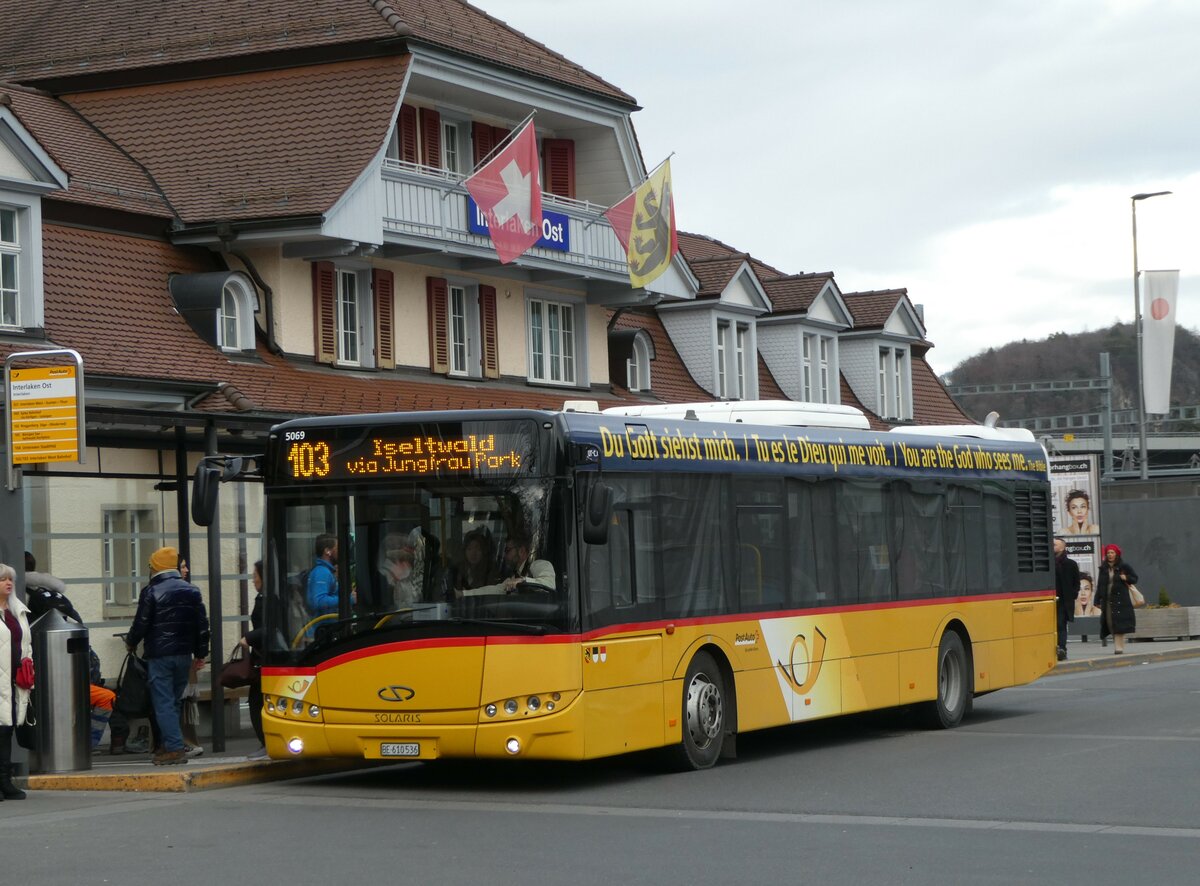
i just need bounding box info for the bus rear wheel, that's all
[923,631,971,729]
[672,651,726,770]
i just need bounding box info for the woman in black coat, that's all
[1093,543,1138,654]
[239,560,266,759]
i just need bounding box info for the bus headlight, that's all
[308,704,321,718]
[505,737,521,755]
[292,699,304,715]
[504,699,518,715]
[485,703,497,718]
[287,738,304,755]
[527,696,541,711]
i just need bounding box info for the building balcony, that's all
[380,160,639,298]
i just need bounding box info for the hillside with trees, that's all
[944,323,1200,430]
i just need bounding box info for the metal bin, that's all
[30,608,91,773]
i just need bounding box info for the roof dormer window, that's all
[0,206,19,327]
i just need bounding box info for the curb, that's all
[1053,645,1200,675]
[26,757,371,793]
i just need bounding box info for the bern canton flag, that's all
[1142,269,1180,415]
[464,119,542,264]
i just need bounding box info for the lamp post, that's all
[1131,191,1171,480]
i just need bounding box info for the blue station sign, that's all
[467,197,570,252]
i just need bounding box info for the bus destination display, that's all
[282,429,529,482]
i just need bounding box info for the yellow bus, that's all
[256,406,1055,769]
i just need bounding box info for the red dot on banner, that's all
[1151,298,1171,321]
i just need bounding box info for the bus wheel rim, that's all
[685,673,722,746]
[939,650,961,714]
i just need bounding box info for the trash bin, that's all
[30,608,91,773]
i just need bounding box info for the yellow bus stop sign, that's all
[8,364,80,464]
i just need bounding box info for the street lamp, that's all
[1131,190,1172,480]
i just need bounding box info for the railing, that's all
[380,160,629,277]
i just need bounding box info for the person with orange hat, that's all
[126,546,210,765]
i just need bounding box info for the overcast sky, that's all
[490,0,1199,376]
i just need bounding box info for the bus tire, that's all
[672,651,726,770]
[923,631,971,729]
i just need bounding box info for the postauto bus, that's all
[254,404,1055,769]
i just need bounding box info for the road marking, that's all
[0,796,184,829]
[235,792,1200,840]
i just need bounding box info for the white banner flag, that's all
[1142,269,1180,415]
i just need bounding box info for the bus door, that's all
[581,477,664,757]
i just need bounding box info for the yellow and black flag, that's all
[604,159,678,288]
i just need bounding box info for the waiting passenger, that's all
[381,529,424,607]
[306,534,340,619]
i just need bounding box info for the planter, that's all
[1129,606,1200,641]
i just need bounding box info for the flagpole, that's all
[585,152,675,231]
[470,109,537,173]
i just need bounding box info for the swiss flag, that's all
[465,120,542,264]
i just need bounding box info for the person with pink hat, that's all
[1093,544,1139,654]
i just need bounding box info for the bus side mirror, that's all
[582,481,613,545]
[192,463,221,527]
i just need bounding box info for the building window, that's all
[447,284,484,377]
[220,285,239,349]
[735,325,748,400]
[627,335,651,393]
[337,271,360,366]
[0,207,19,327]
[442,120,465,174]
[716,321,729,397]
[802,335,812,401]
[819,336,830,403]
[878,346,910,419]
[102,506,158,606]
[528,297,576,385]
[215,275,257,352]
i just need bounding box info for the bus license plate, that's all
[380,742,420,757]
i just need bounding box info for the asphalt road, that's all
[6,656,1199,886]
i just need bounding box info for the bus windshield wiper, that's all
[451,617,550,635]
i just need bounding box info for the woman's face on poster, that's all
[1068,496,1090,525]
[1077,579,1093,604]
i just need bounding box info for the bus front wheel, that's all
[672,651,726,770]
[924,631,971,729]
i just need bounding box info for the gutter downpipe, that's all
[218,227,283,356]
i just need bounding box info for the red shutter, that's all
[373,269,395,370]
[397,104,419,164]
[426,277,450,374]
[543,138,575,199]
[472,121,495,166]
[480,284,499,379]
[419,107,441,169]
[312,261,337,365]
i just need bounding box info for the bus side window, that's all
[736,479,785,611]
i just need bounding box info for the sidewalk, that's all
[22,731,371,794]
[21,636,1200,794]
[1053,634,1200,674]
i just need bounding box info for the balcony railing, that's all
[380,159,628,277]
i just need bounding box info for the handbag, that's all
[114,652,152,718]
[1128,584,1146,608]
[219,644,255,689]
[15,710,36,751]
[15,657,34,690]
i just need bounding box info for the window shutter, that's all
[419,107,441,169]
[398,104,419,164]
[543,138,575,199]
[373,269,395,370]
[312,261,337,365]
[426,276,450,374]
[480,284,499,379]
[472,122,495,166]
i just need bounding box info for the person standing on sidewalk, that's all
[239,560,267,759]
[0,563,32,800]
[126,547,210,765]
[1093,543,1138,655]
[1054,538,1079,661]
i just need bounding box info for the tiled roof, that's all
[841,289,907,329]
[63,56,409,223]
[762,272,834,315]
[38,222,640,417]
[840,376,890,431]
[757,355,786,400]
[609,309,714,403]
[0,1,634,104]
[2,84,173,218]
[678,231,785,282]
[908,350,970,425]
[686,255,749,299]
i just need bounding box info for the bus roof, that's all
[600,400,871,429]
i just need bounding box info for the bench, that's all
[195,682,249,739]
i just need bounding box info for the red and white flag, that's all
[464,119,542,264]
[1142,269,1180,415]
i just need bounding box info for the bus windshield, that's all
[265,474,570,663]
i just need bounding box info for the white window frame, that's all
[893,349,905,419]
[627,335,651,393]
[802,334,813,401]
[102,506,158,607]
[818,336,830,404]
[447,282,482,378]
[878,348,889,415]
[217,274,256,353]
[442,118,467,174]
[877,346,911,419]
[334,267,376,369]
[527,294,580,386]
[0,206,19,327]
[715,321,729,398]
[735,324,748,400]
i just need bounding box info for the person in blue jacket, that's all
[306,534,340,620]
